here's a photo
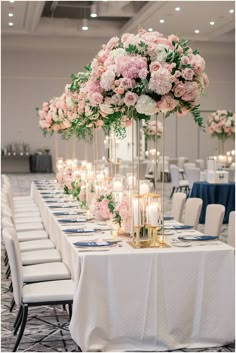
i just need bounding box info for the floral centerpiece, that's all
[113,192,131,233]
[95,192,116,220]
[72,28,208,138]
[37,84,79,139]
[143,119,163,140]
[207,110,235,140]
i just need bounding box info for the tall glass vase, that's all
[218,138,225,155]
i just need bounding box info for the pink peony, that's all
[149,68,173,95]
[181,82,199,101]
[174,83,186,97]
[182,68,194,81]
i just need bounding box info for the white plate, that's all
[159,230,175,235]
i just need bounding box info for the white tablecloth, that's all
[31,182,235,352]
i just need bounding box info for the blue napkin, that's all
[73,241,118,247]
[40,192,62,195]
[167,225,193,230]
[178,235,218,241]
[64,228,95,233]
[53,212,81,216]
[164,216,174,221]
[48,205,77,209]
[58,219,87,223]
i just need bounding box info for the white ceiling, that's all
[1,0,235,43]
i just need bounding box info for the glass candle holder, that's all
[139,180,151,195]
[112,176,123,192]
[127,173,137,190]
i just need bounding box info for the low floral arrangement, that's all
[207,110,235,140]
[143,119,163,140]
[70,28,208,139]
[96,192,116,220]
[113,192,131,233]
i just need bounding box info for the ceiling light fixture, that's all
[81,18,88,31]
[210,21,215,25]
[90,3,97,18]
[9,0,14,3]
[194,29,200,33]
[229,9,234,13]
[148,28,153,32]
[8,22,14,26]
[8,13,14,17]
[175,7,180,11]
[160,19,165,23]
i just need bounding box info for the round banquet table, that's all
[190,181,235,224]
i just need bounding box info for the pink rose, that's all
[168,34,180,43]
[150,61,162,72]
[90,92,103,106]
[124,92,138,106]
[174,83,186,97]
[181,56,190,66]
[182,68,194,81]
[156,95,178,112]
[181,82,198,101]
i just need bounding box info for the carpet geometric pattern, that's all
[1,173,234,352]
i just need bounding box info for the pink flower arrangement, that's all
[207,110,235,141]
[37,84,79,137]
[143,119,163,139]
[113,192,131,233]
[96,192,115,220]
[72,28,208,138]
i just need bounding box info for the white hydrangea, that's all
[154,44,170,62]
[136,95,159,116]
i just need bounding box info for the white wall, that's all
[1,36,235,171]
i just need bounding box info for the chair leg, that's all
[9,298,15,312]
[68,304,73,320]
[6,265,11,279]
[13,304,28,352]
[170,187,175,199]
[9,281,13,292]
[13,306,23,330]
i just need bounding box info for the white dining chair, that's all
[169,165,189,198]
[185,167,201,190]
[204,204,225,236]
[227,211,235,247]
[2,228,74,352]
[171,192,187,222]
[195,159,205,170]
[183,198,203,229]
[183,163,196,176]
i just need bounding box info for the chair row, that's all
[1,175,76,352]
[169,192,234,242]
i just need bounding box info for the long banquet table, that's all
[31,181,235,352]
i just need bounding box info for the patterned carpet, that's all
[1,173,234,352]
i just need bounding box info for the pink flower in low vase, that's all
[113,192,131,234]
[95,193,116,221]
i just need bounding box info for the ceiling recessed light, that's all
[8,13,14,17]
[175,7,180,11]
[194,29,200,34]
[210,21,215,25]
[9,0,14,3]
[229,9,234,13]
[81,18,88,30]
[160,19,165,23]
[148,28,153,32]
[8,22,14,26]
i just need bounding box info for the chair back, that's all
[177,157,186,169]
[184,198,203,229]
[183,163,196,175]
[185,167,200,189]
[2,227,24,306]
[170,165,180,187]
[228,211,235,247]
[228,168,235,182]
[171,192,186,222]
[204,204,225,236]
[196,159,205,170]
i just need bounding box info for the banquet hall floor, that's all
[1,173,234,352]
